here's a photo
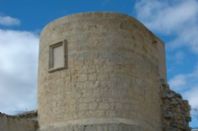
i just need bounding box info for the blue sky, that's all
[0,0,197,128]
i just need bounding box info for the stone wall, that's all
[161,80,191,131]
[0,112,38,131]
[38,12,165,131]
[0,12,192,131]
[40,123,143,131]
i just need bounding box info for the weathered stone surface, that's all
[40,123,142,131]
[38,12,165,131]
[0,112,38,131]
[0,12,192,131]
[160,80,191,131]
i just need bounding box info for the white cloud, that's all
[169,64,198,91]
[0,29,39,114]
[0,16,21,26]
[185,87,198,114]
[169,74,187,90]
[169,65,198,116]
[168,27,198,53]
[135,0,198,54]
[135,0,198,33]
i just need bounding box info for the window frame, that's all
[48,40,67,72]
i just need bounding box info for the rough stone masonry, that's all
[0,12,191,131]
[37,12,191,131]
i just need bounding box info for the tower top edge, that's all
[41,11,164,46]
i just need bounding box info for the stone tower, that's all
[38,12,166,131]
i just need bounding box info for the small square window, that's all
[49,40,67,72]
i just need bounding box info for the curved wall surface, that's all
[38,13,166,131]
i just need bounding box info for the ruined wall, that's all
[0,12,191,131]
[160,80,191,131]
[38,12,166,131]
[0,112,38,131]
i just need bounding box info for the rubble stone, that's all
[161,80,191,131]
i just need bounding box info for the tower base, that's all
[39,123,143,131]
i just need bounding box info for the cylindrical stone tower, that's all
[38,12,166,131]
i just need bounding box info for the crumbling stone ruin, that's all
[0,111,38,131]
[161,80,191,131]
[0,12,191,131]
